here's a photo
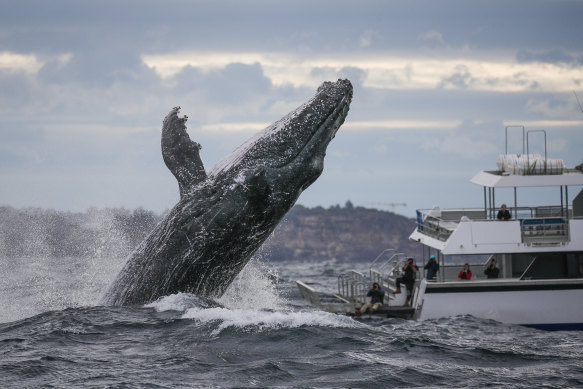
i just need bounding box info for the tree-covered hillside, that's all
[0,203,419,262]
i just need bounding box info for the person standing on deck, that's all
[458,263,472,280]
[484,259,500,279]
[497,204,511,220]
[424,255,439,280]
[395,258,419,307]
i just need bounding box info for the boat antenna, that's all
[574,91,583,115]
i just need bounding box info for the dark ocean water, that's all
[1,257,583,388]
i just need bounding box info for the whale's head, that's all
[208,79,353,218]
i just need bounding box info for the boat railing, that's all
[337,270,369,304]
[368,248,396,284]
[521,217,570,244]
[416,205,573,241]
[370,252,407,283]
[428,264,491,282]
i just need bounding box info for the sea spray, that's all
[218,256,284,311]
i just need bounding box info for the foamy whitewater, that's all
[1,256,583,388]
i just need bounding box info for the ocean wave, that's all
[182,307,361,336]
[144,292,214,312]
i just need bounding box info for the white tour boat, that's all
[297,127,583,330]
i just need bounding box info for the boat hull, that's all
[417,279,583,330]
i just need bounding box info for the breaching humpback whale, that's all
[101,79,353,306]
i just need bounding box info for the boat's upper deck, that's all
[410,169,583,255]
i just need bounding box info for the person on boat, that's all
[458,263,472,280]
[395,257,419,306]
[424,255,439,280]
[497,204,511,220]
[484,259,500,279]
[355,282,385,316]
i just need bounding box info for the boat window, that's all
[509,253,536,277]
[520,252,583,280]
[566,253,583,278]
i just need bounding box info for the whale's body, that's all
[101,79,353,306]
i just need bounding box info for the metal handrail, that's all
[520,216,570,242]
[369,248,395,268]
[505,125,525,155]
[376,253,407,277]
[337,271,368,303]
[416,205,573,223]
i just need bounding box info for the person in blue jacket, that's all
[355,283,385,316]
[424,255,439,280]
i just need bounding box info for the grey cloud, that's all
[338,67,366,87]
[438,65,472,89]
[0,126,45,167]
[174,62,272,105]
[516,49,583,65]
[3,0,582,57]
[0,71,36,110]
[38,49,159,88]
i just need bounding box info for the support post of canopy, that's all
[561,186,564,217]
[488,188,492,219]
[422,246,426,278]
[514,187,517,219]
[440,252,445,282]
[493,188,496,219]
[566,186,569,218]
[484,186,487,220]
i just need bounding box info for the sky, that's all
[1,0,583,218]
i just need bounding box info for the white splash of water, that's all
[145,258,284,313]
[145,292,207,312]
[181,307,359,336]
[218,257,284,311]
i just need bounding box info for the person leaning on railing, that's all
[497,204,511,220]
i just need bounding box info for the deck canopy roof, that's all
[470,170,583,188]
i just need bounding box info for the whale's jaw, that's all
[101,79,353,305]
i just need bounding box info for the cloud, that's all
[418,31,445,47]
[1,0,582,213]
[422,134,498,159]
[516,49,581,65]
[524,96,582,119]
[438,65,472,89]
[344,120,461,131]
[548,138,569,153]
[0,52,43,73]
[143,51,583,93]
[359,30,380,48]
[419,120,499,159]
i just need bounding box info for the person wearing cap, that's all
[424,255,439,280]
[497,204,511,220]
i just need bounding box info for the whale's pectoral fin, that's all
[161,107,207,197]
